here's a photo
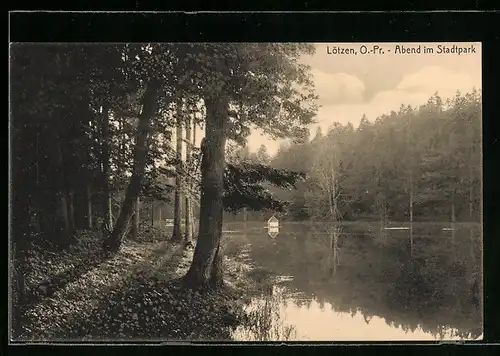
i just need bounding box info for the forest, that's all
[9,42,481,341]
[228,90,481,224]
[9,43,316,340]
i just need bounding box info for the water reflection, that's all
[224,221,483,341]
[234,283,480,341]
[233,284,298,341]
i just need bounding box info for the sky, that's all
[186,42,482,157]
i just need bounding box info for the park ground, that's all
[11,226,257,342]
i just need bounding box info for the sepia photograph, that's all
[9,42,482,342]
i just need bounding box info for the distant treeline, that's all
[229,91,482,223]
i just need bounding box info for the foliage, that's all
[224,161,306,213]
[270,91,482,222]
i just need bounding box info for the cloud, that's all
[210,65,481,157]
[311,69,366,105]
[396,65,481,97]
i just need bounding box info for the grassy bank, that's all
[12,229,259,342]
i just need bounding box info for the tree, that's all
[98,43,205,253]
[103,44,181,252]
[256,145,271,165]
[223,161,305,213]
[182,43,318,289]
[10,44,133,312]
[103,79,163,252]
[313,126,323,142]
[10,44,114,247]
[101,104,113,231]
[269,90,481,224]
[171,99,184,242]
[307,123,357,273]
[184,112,195,245]
[131,196,140,240]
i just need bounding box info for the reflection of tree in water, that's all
[288,225,481,339]
[385,243,481,316]
[294,298,305,308]
[291,297,313,311]
[318,299,325,312]
[239,281,297,341]
[305,299,312,310]
[386,320,419,334]
[294,231,311,277]
[363,313,373,324]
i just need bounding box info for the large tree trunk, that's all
[184,114,193,244]
[172,99,184,242]
[103,81,160,253]
[101,104,113,231]
[184,95,228,289]
[210,242,224,288]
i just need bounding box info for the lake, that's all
[222,221,483,342]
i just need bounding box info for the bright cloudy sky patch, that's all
[311,69,366,106]
[190,43,481,156]
[312,64,481,134]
